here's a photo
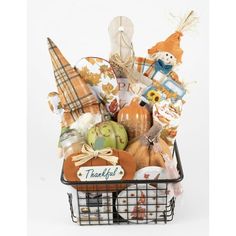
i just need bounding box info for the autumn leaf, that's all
[106,67,115,78]
[79,66,90,79]
[89,73,101,85]
[102,83,114,95]
[111,86,119,95]
[99,65,115,79]
[79,65,101,86]
[99,65,109,74]
[96,58,104,63]
[86,57,97,65]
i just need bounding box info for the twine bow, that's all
[110,53,137,81]
[110,53,152,93]
[109,27,152,87]
[72,144,119,167]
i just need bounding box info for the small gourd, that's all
[117,98,151,140]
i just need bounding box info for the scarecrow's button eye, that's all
[170,56,173,59]
[166,53,168,56]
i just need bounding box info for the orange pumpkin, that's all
[117,98,151,140]
[126,124,172,170]
[63,149,136,191]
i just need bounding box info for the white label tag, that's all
[162,78,186,98]
[77,165,124,181]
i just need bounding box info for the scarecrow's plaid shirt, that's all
[135,57,157,80]
[47,38,102,126]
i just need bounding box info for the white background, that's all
[27,0,208,235]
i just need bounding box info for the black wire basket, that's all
[61,141,184,225]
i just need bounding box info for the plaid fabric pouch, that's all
[48,38,99,114]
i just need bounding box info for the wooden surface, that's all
[108,16,134,62]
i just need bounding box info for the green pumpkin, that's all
[87,121,128,150]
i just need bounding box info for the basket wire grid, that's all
[61,141,183,225]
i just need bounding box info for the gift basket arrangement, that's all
[47,11,197,225]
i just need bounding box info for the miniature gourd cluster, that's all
[47,12,197,196]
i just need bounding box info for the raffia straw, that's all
[176,10,199,33]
